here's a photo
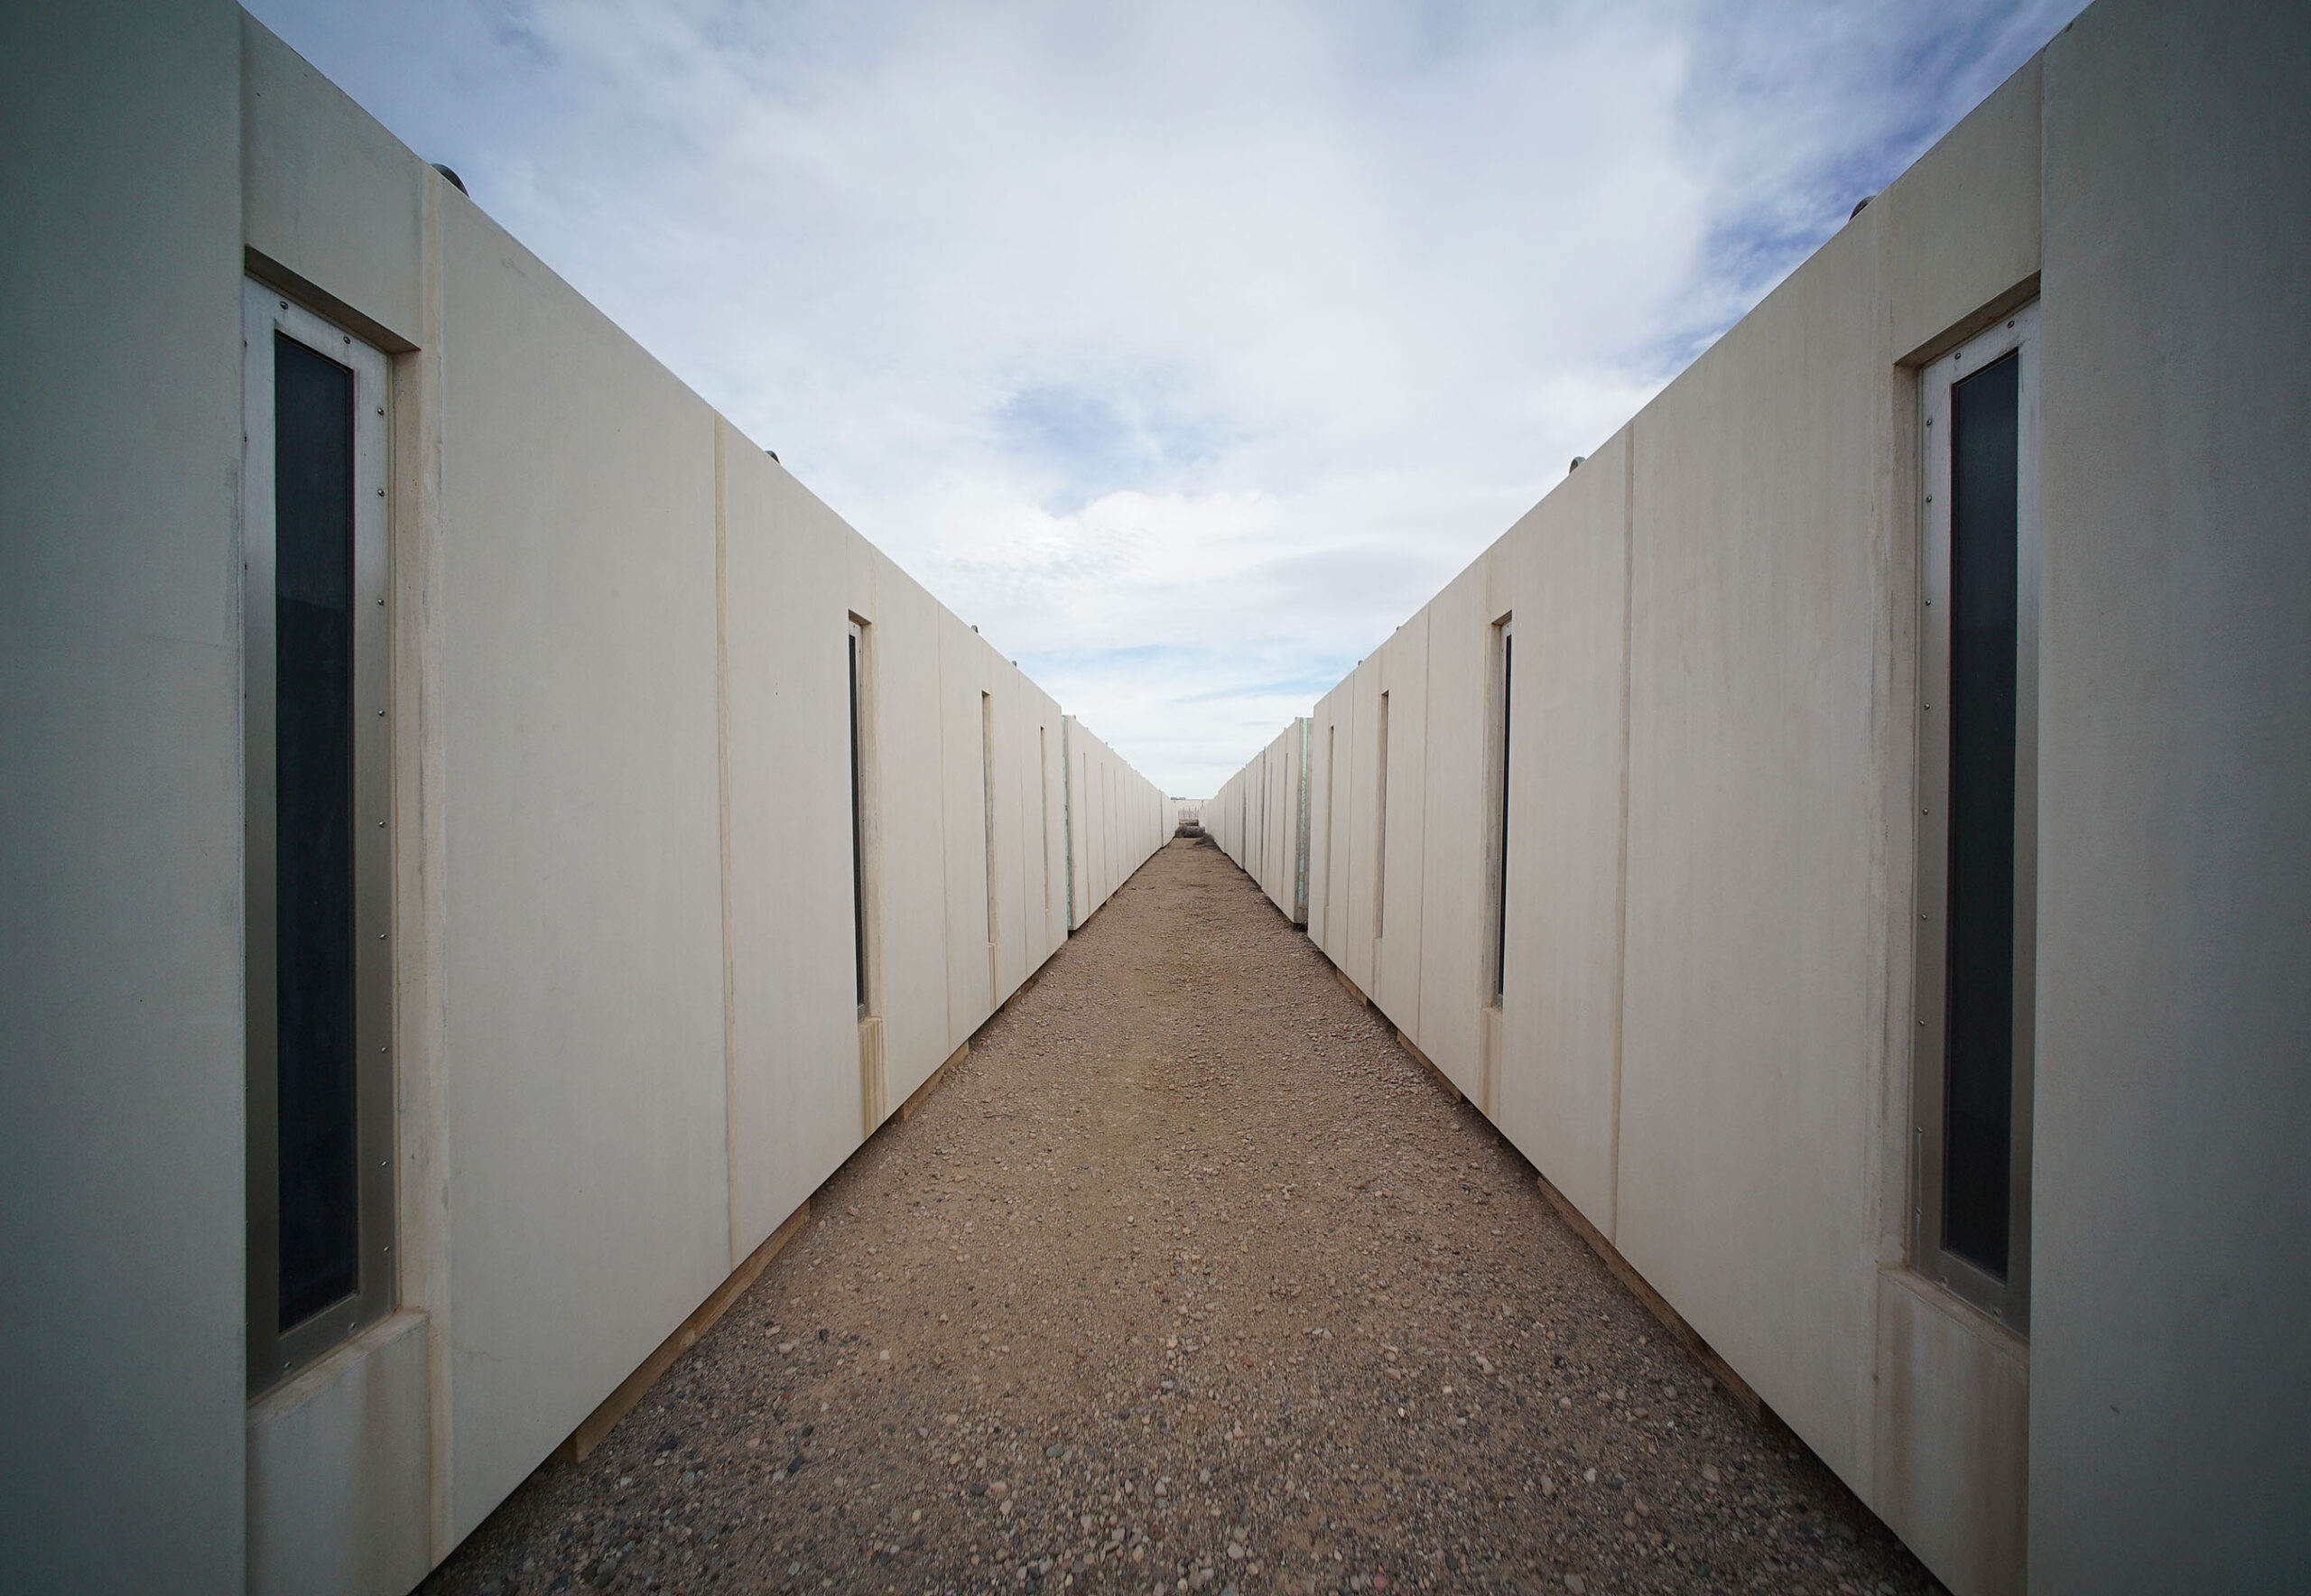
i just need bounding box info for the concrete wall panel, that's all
[246,1313,432,1596]
[1413,562,1492,1097]
[0,1,249,1585]
[1494,434,1630,1235]
[1616,214,1890,1486]
[1372,616,1431,1026]
[435,201,733,1538]
[2029,0,2311,1583]
[721,437,868,1252]
[241,17,424,347]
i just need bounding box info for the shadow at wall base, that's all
[558,1200,813,1466]
[551,1028,975,1472]
[1527,1169,1779,1434]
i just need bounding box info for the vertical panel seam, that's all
[410,172,457,1556]
[713,421,739,1268]
[1610,431,1636,1245]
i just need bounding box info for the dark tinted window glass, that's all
[1943,351,2019,1277]
[849,633,868,1011]
[274,333,360,1329]
[1494,633,1512,998]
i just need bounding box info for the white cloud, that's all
[249,0,2080,794]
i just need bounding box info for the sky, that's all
[247,0,2082,796]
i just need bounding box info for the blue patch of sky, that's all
[1016,642,1360,695]
[1170,667,1363,706]
[994,382,1238,514]
[1638,2,2079,385]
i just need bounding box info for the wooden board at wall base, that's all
[1395,1029,1462,1105]
[1531,1171,1782,1434]
[900,1043,969,1123]
[558,1199,811,1463]
[1332,966,1369,1007]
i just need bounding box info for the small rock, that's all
[1563,1578,1586,1595]
[1227,1542,1245,1560]
[1702,1464,1722,1484]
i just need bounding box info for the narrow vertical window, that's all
[244,283,392,1390]
[849,620,870,1016]
[1490,619,1515,1004]
[1038,725,1051,927]
[1374,691,1391,939]
[1294,717,1312,925]
[1915,302,2037,1328]
[981,691,999,989]
[1322,723,1337,942]
[274,332,358,1329]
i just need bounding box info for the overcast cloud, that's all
[247,0,2081,794]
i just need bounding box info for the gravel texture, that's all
[423,837,1942,1596]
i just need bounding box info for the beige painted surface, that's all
[1373,614,1432,1027]
[247,1313,432,1596]
[1064,717,1169,926]
[1494,435,1629,1235]
[0,3,249,1588]
[1209,717,1308,924]
[1411,561,1492,1099]
[1617,202,1891,1486]
[4,6,1169,1583]
[719,436,877,1253]
[435,194,736,1539]
[2028,0,2311,1586]
[1874,1276,2028,1596]
[20,0,2306,1590]
[242,19,424,346]
[1199,11,2311,1592]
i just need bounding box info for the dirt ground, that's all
[423,837,1941,1596]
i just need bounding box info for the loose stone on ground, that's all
[422,838,1939,1596]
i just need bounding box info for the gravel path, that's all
[425,838,1940,1596]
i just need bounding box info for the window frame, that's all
[1912,301,2039,1332]
[1486,615,1515,1007]
[848,617,877,1020]
[243,280,395,1394]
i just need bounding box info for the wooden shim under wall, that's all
[900,1043,968,1123]
[1531,1170,1782,1434]
[1395,1028,1463,1105]
[559,1199,811,1463]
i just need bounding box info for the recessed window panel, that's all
[1913,302,2036,1331]
[1943,352,2020,1278]
[246,283,393,1392]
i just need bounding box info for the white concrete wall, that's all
[1063,716,1171,928]
[0,4,249,1589]
[1208,4,2309,1591]
[1209,718,1308,924]
[1,5,1169,1588]
[2028,0,2311,1585]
